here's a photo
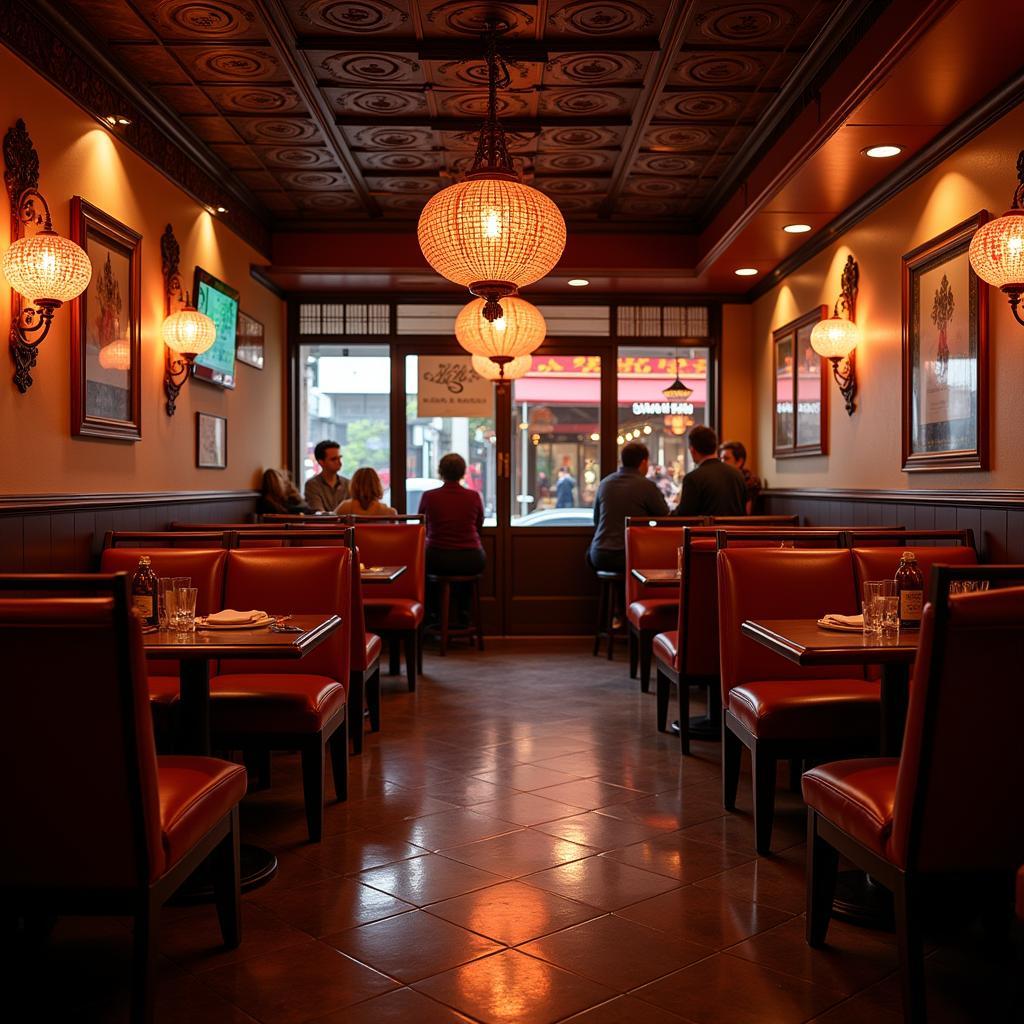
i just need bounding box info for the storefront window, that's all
[405,355,496,520]
[511,355,602,525]
[616,345,713,512]
[299,344,391,491]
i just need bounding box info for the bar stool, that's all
[593,570,625,660]
[426,573,484,656]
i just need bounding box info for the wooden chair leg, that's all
[301,740,325,842]
[404,632,417,692]
[473,579,484,651]
[417,622,424,672]
[788,757,803,793]
[439,581,450,657]
[678,679,690,756]
[212,807,241,948]
[895,874,927,1024]
[655,665,670,732]
[130,896,159,1024]
[367,666,381,732]
[628,627,638,679]
[639,632,653,693]
[722,721,742,811]
[328,726,349,802]
[752,744,777,855]
[242,748,272,790]
[805,810,838,947]
[388,637,401,676]
[348,674,364,755]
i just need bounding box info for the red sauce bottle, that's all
[894,551,924,629]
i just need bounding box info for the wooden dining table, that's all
[361,565,406,584]
[631,568,680,587]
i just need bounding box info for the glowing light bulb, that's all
[482,209,502,239]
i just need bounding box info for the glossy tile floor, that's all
[11,640,1016,1022]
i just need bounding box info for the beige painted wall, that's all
[750,102,1024,491]
[721,303,754,457]
[0,46,284,496]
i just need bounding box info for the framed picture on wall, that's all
[772,306,828,458]
[236,310,265,369]
[901,211,989,471]
[196,412,227,469]
[69,198,142,441]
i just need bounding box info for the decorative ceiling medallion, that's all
[205,86,303,112]
[535,150,612,172]
[657,92,742,120]
[644,125,719,151]
[693,2,797,45]
[543,89,628,115]
[293,191,360,210]
[425,2,534,35]
[278,170,350,189]
[550,0,655,35]
[437,91,530,118]
[378,194,427,211]
[624,175,689,195]
[552,195,601,213]
[633,153,698,174]
[319,52,421,84]
[539,126,619,149]
[333,89,426,116]
[299,0,409,33]
[147,1,257,37]
[434,58,533,88]
[537,177,603,194]
[191,48,279,80]
[261,147,335,167]
[366,177,439,193]
[545,52,644,84]
[235,118,320,143]
[672,52,765,86]
[347,126,434,149]
[616,196,676,216]
[358,151,441,171]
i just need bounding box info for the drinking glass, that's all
[880,595,900,638]
[173,587,198,634]
[863,580,895,635]
[949,579,990,595]
[157,578,176,628]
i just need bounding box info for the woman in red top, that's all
[417,453,485,623]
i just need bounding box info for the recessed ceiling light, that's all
[734,267,758,277]
[567,278,589,287]
[215,205,227,214]
[783,223,812,234]
[863,145,903,159]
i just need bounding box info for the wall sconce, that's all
[2,119,91,392]
[810,255,860,415]
[969,150,1024,325]
[161,223,215,416]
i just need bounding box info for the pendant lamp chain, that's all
[470,25,516,181]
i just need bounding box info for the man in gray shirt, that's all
[304,439,350,512]
[588,442,669,574]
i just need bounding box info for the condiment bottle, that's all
[894,551,924,629]
[130,555,158,626]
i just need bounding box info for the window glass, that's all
[299,345,391,494]
[405,355,496,521]
[616,345,713,511]
[511,355,601,525]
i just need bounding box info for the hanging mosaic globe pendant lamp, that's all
[417,23,566,323]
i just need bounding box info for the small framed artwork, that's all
[69,198,142,440]
[236,310,265,369]
[772,306,829,458]
[196,412,227,469]
[901,211,989,471]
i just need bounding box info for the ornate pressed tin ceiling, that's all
[58,0,856,230]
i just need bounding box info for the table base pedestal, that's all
[171,844,278,905]
[832,870,894,930]
[670,714,721,742]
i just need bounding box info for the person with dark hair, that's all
[719,440,762,515]
[304,439,350,512]
[418,453,486,624]
[588,441,668,574]
[674,425,746,517]
[259,468,313,515]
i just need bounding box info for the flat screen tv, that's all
[192,266,239,389]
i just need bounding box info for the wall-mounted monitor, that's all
[192,266,239,389]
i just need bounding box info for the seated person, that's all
[418,453,485,625]
[674,425,746,517]
[335,468,396,517]
[719,440,762,515]
[258,468,312,515]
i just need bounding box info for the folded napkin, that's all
[205,608,268,626]
[817,612,864,633]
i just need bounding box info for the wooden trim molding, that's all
[764,487,1024,509]
[0,490,258,515]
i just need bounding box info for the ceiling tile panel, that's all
[66,0,155,39]
[356,150,444,171]
[534,150,618,173]
[545,0,669,40]
[175,45,285,82]
[207,142,264,168]
[110,43,191,83]
[310,50,425,85]
[418,1,538,38]
[539,87,637,117]
[670,50,798,89]
[326,86,430,117]
[544,51,650,86]
[231,117,323,144]
[152,84,221,114]
[254,145,339,168]
[343,125,438,149]
[285,0,413,36]
[202,85,307,112]
[135,0,268,39]
[181,115,245,143]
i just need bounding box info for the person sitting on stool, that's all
[418,453,485,627]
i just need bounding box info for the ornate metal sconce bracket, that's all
[829,351,857,416]
[161,223,189,416]
[832,255,859,415]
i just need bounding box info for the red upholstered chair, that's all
[354,523,425,691]
[804,569,1024,1024]
[349,544,382,752]
[211,546,351,842]
[99,547,228,730]
[0,574,245,1024]
[851,538,978,600]
[718,548,880,853]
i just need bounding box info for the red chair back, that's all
[890,581,1024,871]
[0,575,163,887]
[717,548,862,706]
[353,523,425,604]
[625,526,684,607]
[349,544,372,671]
[851,545,978,601]
[219,547,351,682]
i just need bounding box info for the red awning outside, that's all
[514,376,708,405]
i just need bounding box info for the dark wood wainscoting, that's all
[505,529,596,635]
[762,488,1024,562]
[0,491,259,573]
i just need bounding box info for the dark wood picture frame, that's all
[901,211,989,472]
[70,198,142,441]
[236,310,265,369]
[772,306,829,458]
[195,412,227,469]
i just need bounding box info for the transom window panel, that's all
[617,305,709,337]
[298,303,389,336]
